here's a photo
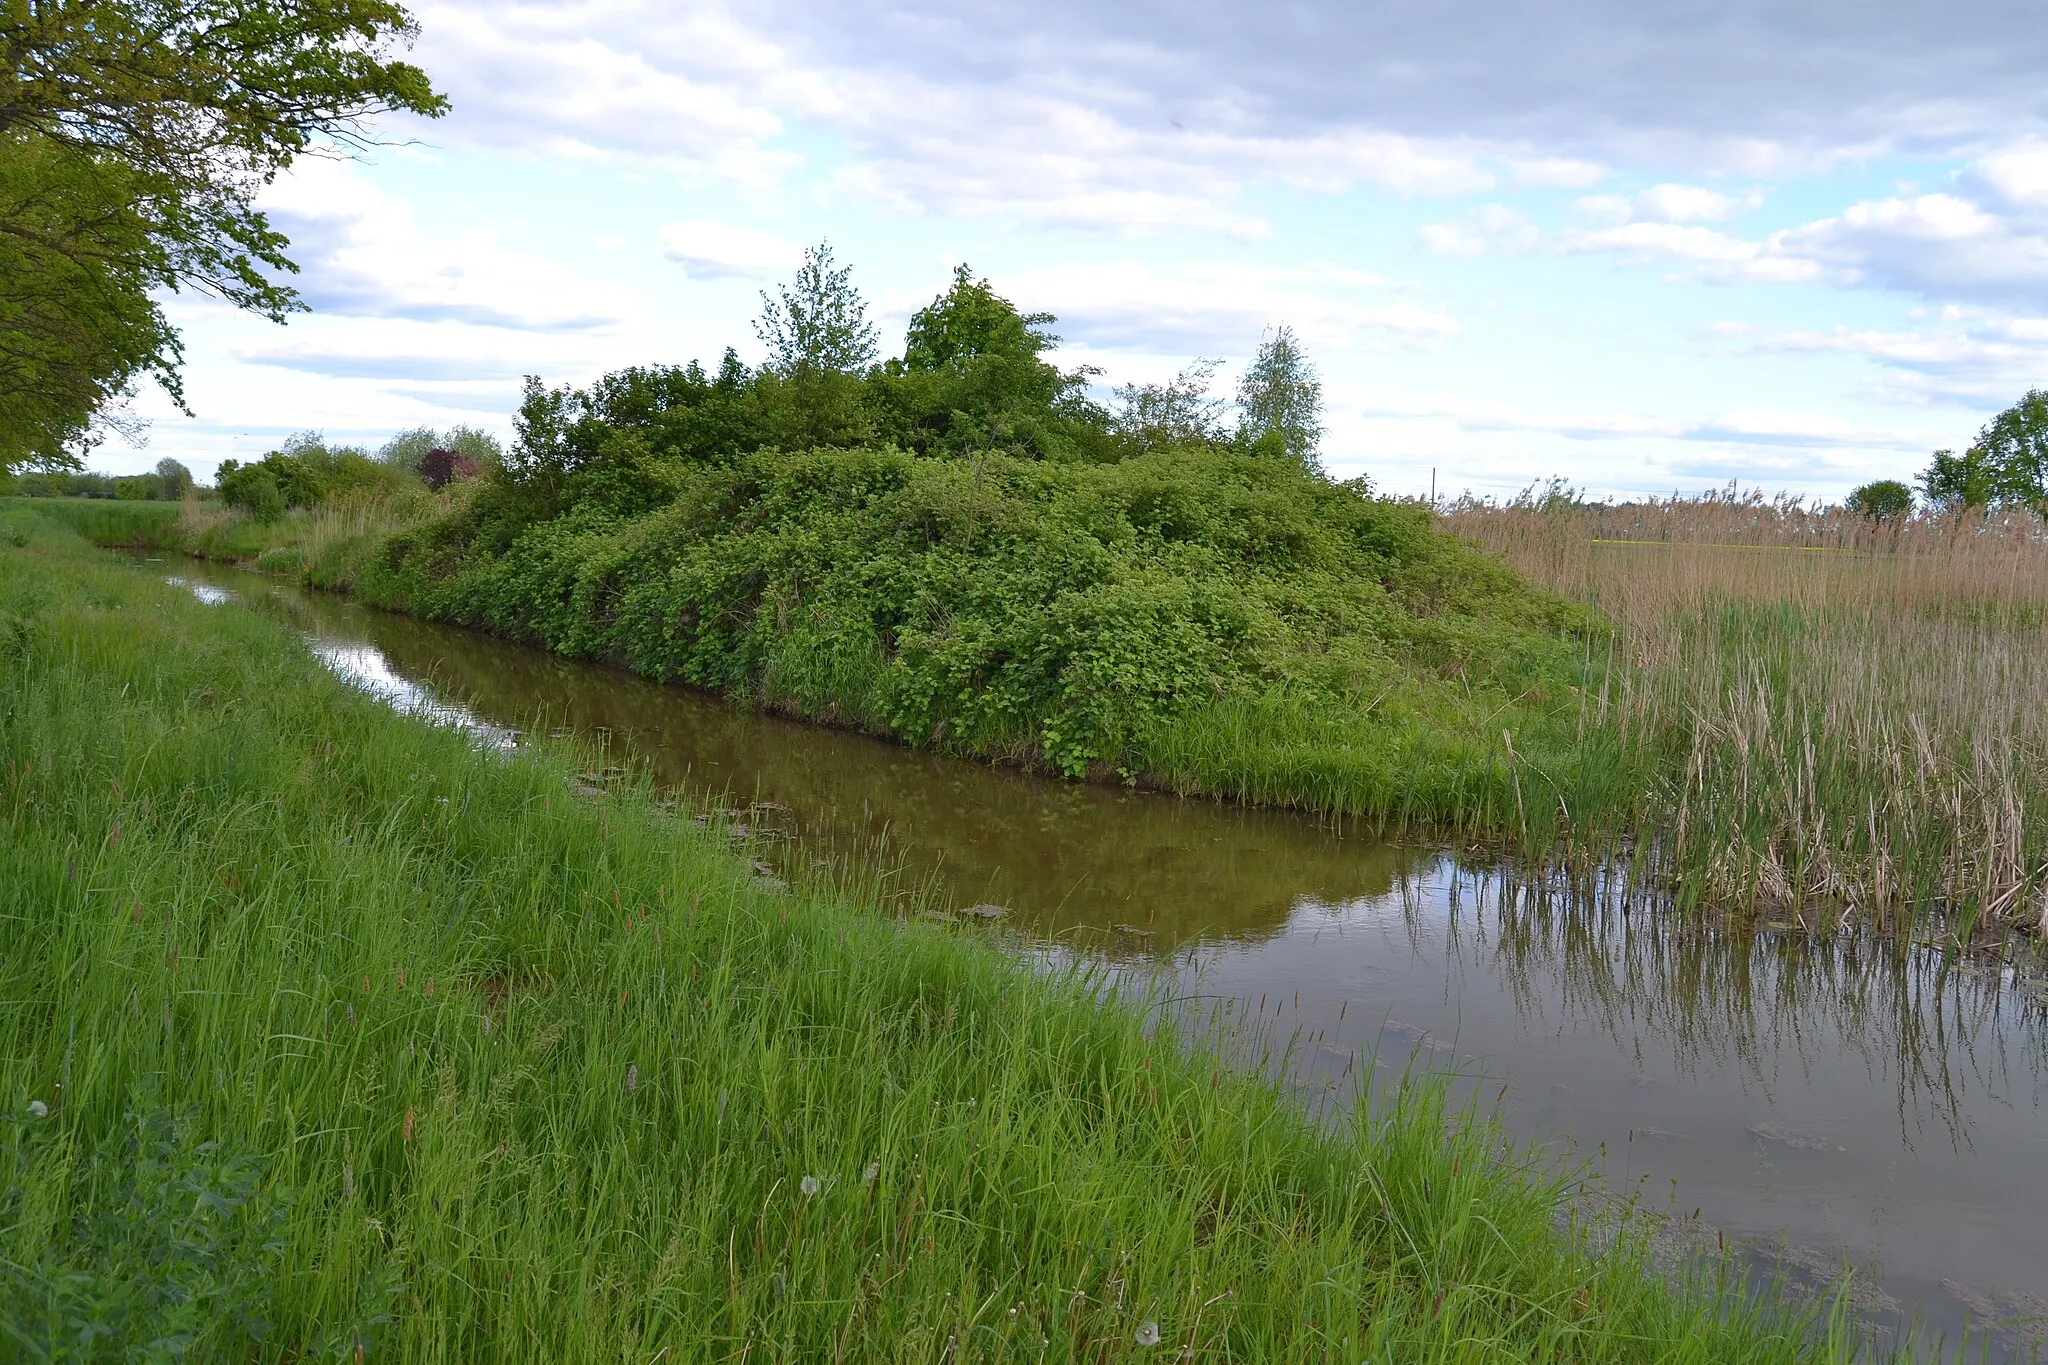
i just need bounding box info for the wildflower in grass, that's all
[626,1063,639,1093]
[28,1100,47,1119]
[863,1161,880,1184]
[801,1175,821,1197]
[1135,1321,1161,1348]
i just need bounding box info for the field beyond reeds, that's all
[0,507,1836,1360]
[1446,488,2048,936]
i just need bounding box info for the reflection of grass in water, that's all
[1430,863,2048,1149]
[1448,493,2048,935]
[2,516,1848,1359]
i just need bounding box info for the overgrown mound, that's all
[367,444,1595,826]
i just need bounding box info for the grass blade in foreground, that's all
[0,513,1835,1359]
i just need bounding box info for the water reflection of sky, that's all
[155,555,2048,1360]
[304,639,520,751]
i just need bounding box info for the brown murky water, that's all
[161,557,2048,1359]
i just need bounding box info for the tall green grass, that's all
[0,496,184,549]
[0,513,1838,1359]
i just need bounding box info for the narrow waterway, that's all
[160,557,2048,1359]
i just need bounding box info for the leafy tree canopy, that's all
[0,0,446,472]
[1844,478,1912,522]
[1919,388,2048,514]
[1235,324,1323,469]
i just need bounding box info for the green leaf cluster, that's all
[0,0,446,470]
[216,432,405,521]
[1918,388,2048,514]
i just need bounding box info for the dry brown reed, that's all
[1445,486,2048,934]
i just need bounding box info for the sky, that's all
[105,0,2048,501]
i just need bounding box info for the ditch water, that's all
[157,556,2048,1358]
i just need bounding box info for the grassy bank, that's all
[0,514,1830,1359]
[1447,490,2048,934]
[2,488,446,590]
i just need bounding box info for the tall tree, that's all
[0,0,446,471]
[753,242,876,448]
[754,242,877,377]
[1112,359,1227,454]
[880,264,1104,460]
[1235,324,1323,469]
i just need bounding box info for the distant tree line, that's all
[216,425,500,522]
[12,457,191,500]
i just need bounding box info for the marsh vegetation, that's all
[0,509,1846,1361]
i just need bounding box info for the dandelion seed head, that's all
[28,1100,47,1119]
[800,1175,821,1197]
[862,1161,880,1183]
[1135,1321,1161,1348]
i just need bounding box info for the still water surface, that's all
[162,557,2048,1357]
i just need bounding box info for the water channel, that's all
[157,555,2048,1358]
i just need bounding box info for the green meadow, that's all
[0,503,1839,1360]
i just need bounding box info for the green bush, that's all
[217,432,413,516]
[366,444,1599,829]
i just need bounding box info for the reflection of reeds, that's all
[1423,863,2048,1149]
[1445,490,2048,931]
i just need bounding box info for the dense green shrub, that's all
[366,444,1598,826]
[217,432,412,516]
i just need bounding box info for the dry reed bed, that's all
[1446,488,2048,934]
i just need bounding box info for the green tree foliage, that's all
[216,432,396,518]
[1844,478,1912,522]
[753,242,877,448]
[378,423,500,487]
[1235,324,1324,468]
[875,265,1108,461]
[483,257,1342,553]
[1919,389,2048,513]
[0,137,175,469]
[0,0,446,471]
[154,455,192,498]
[1111,359,1229,454]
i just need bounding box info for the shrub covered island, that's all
[360,255,1607,840]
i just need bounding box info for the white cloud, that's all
[1418,203,1536,257]
[1367,397,1936,453]
[260,160,635,330]
[1561,222,1820,282]
[1756,314,2048,405]
[1574,183,1762,225]
[1005,260,1457,357]
[660,220,805,277]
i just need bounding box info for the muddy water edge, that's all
[155,554,2048,1359]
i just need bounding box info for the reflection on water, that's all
[305,639,519,750]
[163,559,2048,1358]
